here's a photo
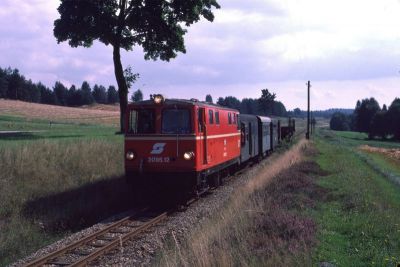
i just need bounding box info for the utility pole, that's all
[306,81,311,140]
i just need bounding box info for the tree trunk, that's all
[113,45,128,133]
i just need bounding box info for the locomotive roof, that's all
[129,98,239,112]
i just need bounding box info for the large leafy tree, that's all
[258,88,276,115]
[54,0,220,132]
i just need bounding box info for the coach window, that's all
[162,109,192,134]
[215,111,220,125]
[209,110,214,124]
[128,109,155,134]
[228,112,232,124]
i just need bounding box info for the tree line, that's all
[1,66,288,117]
[330,97,400,140]
[289,108,354,119]
[0,67,119,106]
[205,89,288,117]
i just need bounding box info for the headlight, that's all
[153,94,164,104]
[183,151,195,160]
[126,151,135,160]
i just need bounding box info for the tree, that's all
[0,68,9,98]
[273,101,287,116]
[258,89,276,115]
[217,96,240,110]
[131,89,143,102]
[205,94,213,103]
[369,111,388,139]
[354,98,380,133]
[293,108,302,117]
[39,83,57,105]
[107,85,119,104]
[240,98,257,114]
[330,112,351,131]
[24,80,41,103]
[53,81,68,105]
[81,81,94,105]
[92,84,108,104]
[54,0,220,132]
[67,85,83,106]
[7,68,24,100]
[387,98,400,140]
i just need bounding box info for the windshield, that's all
[162,109,192,134]
[128,109,155,134]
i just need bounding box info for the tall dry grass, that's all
[0,139,131,265]
[155,139,315,266]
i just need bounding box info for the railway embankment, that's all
[11,137,309,266]
[154,130,400,266]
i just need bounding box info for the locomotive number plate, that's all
[147,157,170,163]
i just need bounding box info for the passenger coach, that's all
[125,95,241,195]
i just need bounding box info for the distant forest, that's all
[288,108,354,119]
[1,66,353,119]
[0,67,119,106]
[330,97,400,140]
[0,66,290,117]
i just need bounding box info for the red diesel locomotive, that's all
[125,95,241,195]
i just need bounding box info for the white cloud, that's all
[0,0,400,109]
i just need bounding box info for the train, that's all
[124,95,295,200]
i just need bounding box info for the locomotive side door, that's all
[248,122,253,156]
[198,107,208,164]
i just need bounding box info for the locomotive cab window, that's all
[198,108,205,132]
[215,111,220,125]
[162,109,192,134]
[209,110,214,124]
[228,113,232,124]
[128,109,155,134]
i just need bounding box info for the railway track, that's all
[22,128,305,267]
[23,208,168,267]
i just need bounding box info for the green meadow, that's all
[0,115,130,266]
[313,129,400,266]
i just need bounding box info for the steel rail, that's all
[23,208,150,267]
[70,212,168,267]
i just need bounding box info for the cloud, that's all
[0,0,399,109]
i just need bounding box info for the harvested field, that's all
[0,99,119,126]
[359,144,400,161]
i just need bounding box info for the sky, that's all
[1,0,400,110]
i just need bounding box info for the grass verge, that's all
[0,116,129,266]
[313,131,400,266]
[154,139,326,266]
